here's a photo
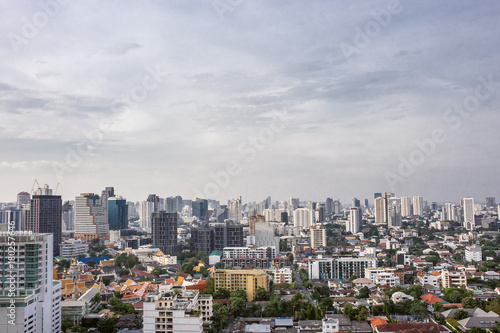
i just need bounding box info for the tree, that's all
[61,318,73,332]
[150,267,168,276]
[87,260,96,268]
[319,297,333,313]
[230,297,246,317]
[409,300,429,319]
[230,289,247,301]
[202,277,215,295]
[213,288,231,299]
[255,287,270,301]
[200,266,209,277]
[356,307,368,321]
[96,317,118,333]
[357,286,370,299]
[462,297,479,308]
[487,298,500,315]
[434,302,444,313]
[454,309,469,320]
[210,303,228,333]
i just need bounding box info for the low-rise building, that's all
[441,269,467,288]
[465,245,482,263]
[214,269,269,301]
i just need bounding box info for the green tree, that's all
[213,288,231,299]
[357,286,370,299]
[462,297,479,308]
[210,303,228,333]
[61,318,73,332]
[454,309,469,320]
[487,298,500,315]
[150,267,168,276]
[255,287,270,301]
[230,289,247,301]
[319,297,333,313]
[96,317,118,333]
[230,297,246,316]
[200,266,209,277]
[409,300,429,319]
[202,277,215,295]
[434,302,444,313]
[356,307,368,321]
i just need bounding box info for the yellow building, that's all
[214,269,269,301]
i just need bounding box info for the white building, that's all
[273,267,293,284]
[374,197,386,225]
[465,245,482,263]
[74,193,109,241]
[293,208,313,229]
[412,196,424,216]
[347,207,360,234]
[372,272,400,287]
[153,251,178,265]
[143,289,211,333]
[229,196,242,222]
[60,239,90,258]
[391,291,414,304]
[401,197,413,217]
[462,197,475,230]
[0,233,62,333]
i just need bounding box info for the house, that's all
[420,294,445,305]
[375,323,448,333]
[391,292,414,304]
[442,308,500,333]
[323,314,372,333]
[370,290,389,306]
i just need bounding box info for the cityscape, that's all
[1,1,500,333]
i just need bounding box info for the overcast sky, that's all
[1,0,499,205]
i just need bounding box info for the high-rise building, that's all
[347,207,360,234]
[229,196,242,222]
[62,201,74,231]
[412,196,424,216]
[17,191,31,210]
[374,193,382,199]
[175,196,183,213]
[141,194,160,232]
[23,185,62,256]
[401,197,412,217]
[387,198,402,228]
[288,197,299,210]
[215,205,228,222]
[0,208,23,231]
[100,187,115,224]
[108,196,128,230]
[374,197,386,225]
[191,224,215,255]
[333,200,342,215]
[364,199,369,209]
[74,193,109,241]
[165,196,177,213]
[0,233,62,333]
[254,222,280,249]
[293,208,313,228]
[310,224,327,249]
[486,197,496,207]
[152,211,178,254]
[315,204,325,223]
[325,197,334,216]
[462,197,475,231]
[192,198,208,221]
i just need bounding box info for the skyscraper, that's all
[374,197,386,224]
[74,193,109,241]
[16,191,30,209]
[387,198,402,228]
[347,207,360,234]
[293,208,313,228]
[0,233,62,333]
[165,196,177,213]
[100,186,115,224]
[462,197,475,231]
[333,200,342,215]
[141,194,160,232]
[325,197,333,216]
[62,201,74,231]
[192,197,208,221]
[412,196,424,216]
[229,196,242,222]
[108,196,128,230]
[486,197,496,207]
[401,196,412,217]
[23,185,62,256]
[151,211,178,254]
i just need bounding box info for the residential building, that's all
[387,198,402,228]
[462,197,475,230]
[60,239,90,258]
[441,269,467,288]
[401,197,412,217]
[151,211,178,255]
[221,246,276,269]
[190,224,214,255]
[74,193,109,241]
[465,245,483,263]
[412,196,424,216]
[308,256,378,280]
[274,267,293,284]
[23,185,62,255]
[229,196,242,222]
[310,224,327,249]
[0,233,62,333]
[347,207,360,234]
[374,197,386,224]
[62,201,74,231]
[294,208,314,228]
[141,194,160,232]
[214,269,269,301]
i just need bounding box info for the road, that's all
[292,265,312,300]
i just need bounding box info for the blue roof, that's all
[77,256,110,264]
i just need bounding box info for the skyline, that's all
[1,1,500,203]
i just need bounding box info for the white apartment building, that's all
[294,208,314,229]
[143,288,211,333]
[153,252,178,265]
[347,207,360,234]
[273,267,293,284]
[60,239,90,258]
[442,269,467,289]
[222,246,277,259]
[419,273,442,288]
[465,245,482,262]
[0,233,62,333]
[412,196,424,216]
[462,197,475,231]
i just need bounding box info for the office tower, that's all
[310,224,327,249]
[352,197,361,209]
[0,208,23,231]
[214,269,269,301]
[333,200,342,215]
[374,197,386,224]
[175,196,183,213]
[431,202,438,211]
[315,204,325,223]
[151,211,178,254]
[213,221,244,250]
[293,208,313,228]
[191,224,215,255]
[462,197,475,231]
[280,212,288,224]
[229,196,242,222]
[412,196,424,216]
[17,191,31,209]
[387,198,402,228]
[265,196,272,209]
[141,194,160,232]
[215,205,229,222]
[374,193,382,199]
[74,193,109,241]
[100,187,115,224]
[401,197,412,217]
[486,197,496,207]
[254,222,280,249]
[347,207,360,234]
[325,197,333,216]
[263,208,275,222]
[364,199,369,209]
[192,197,208,221]
[23,185,62,256]
[288,197,299,210]
[0,233,62,333]
[165,196,177,213]
[62,201,74,231]
[108,196,128,230]
[127,201,139,219]
[256,200,267,216]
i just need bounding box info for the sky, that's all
[1,0,499,205]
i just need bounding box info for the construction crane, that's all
[30,179,41,195]
[272,257,289,287]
